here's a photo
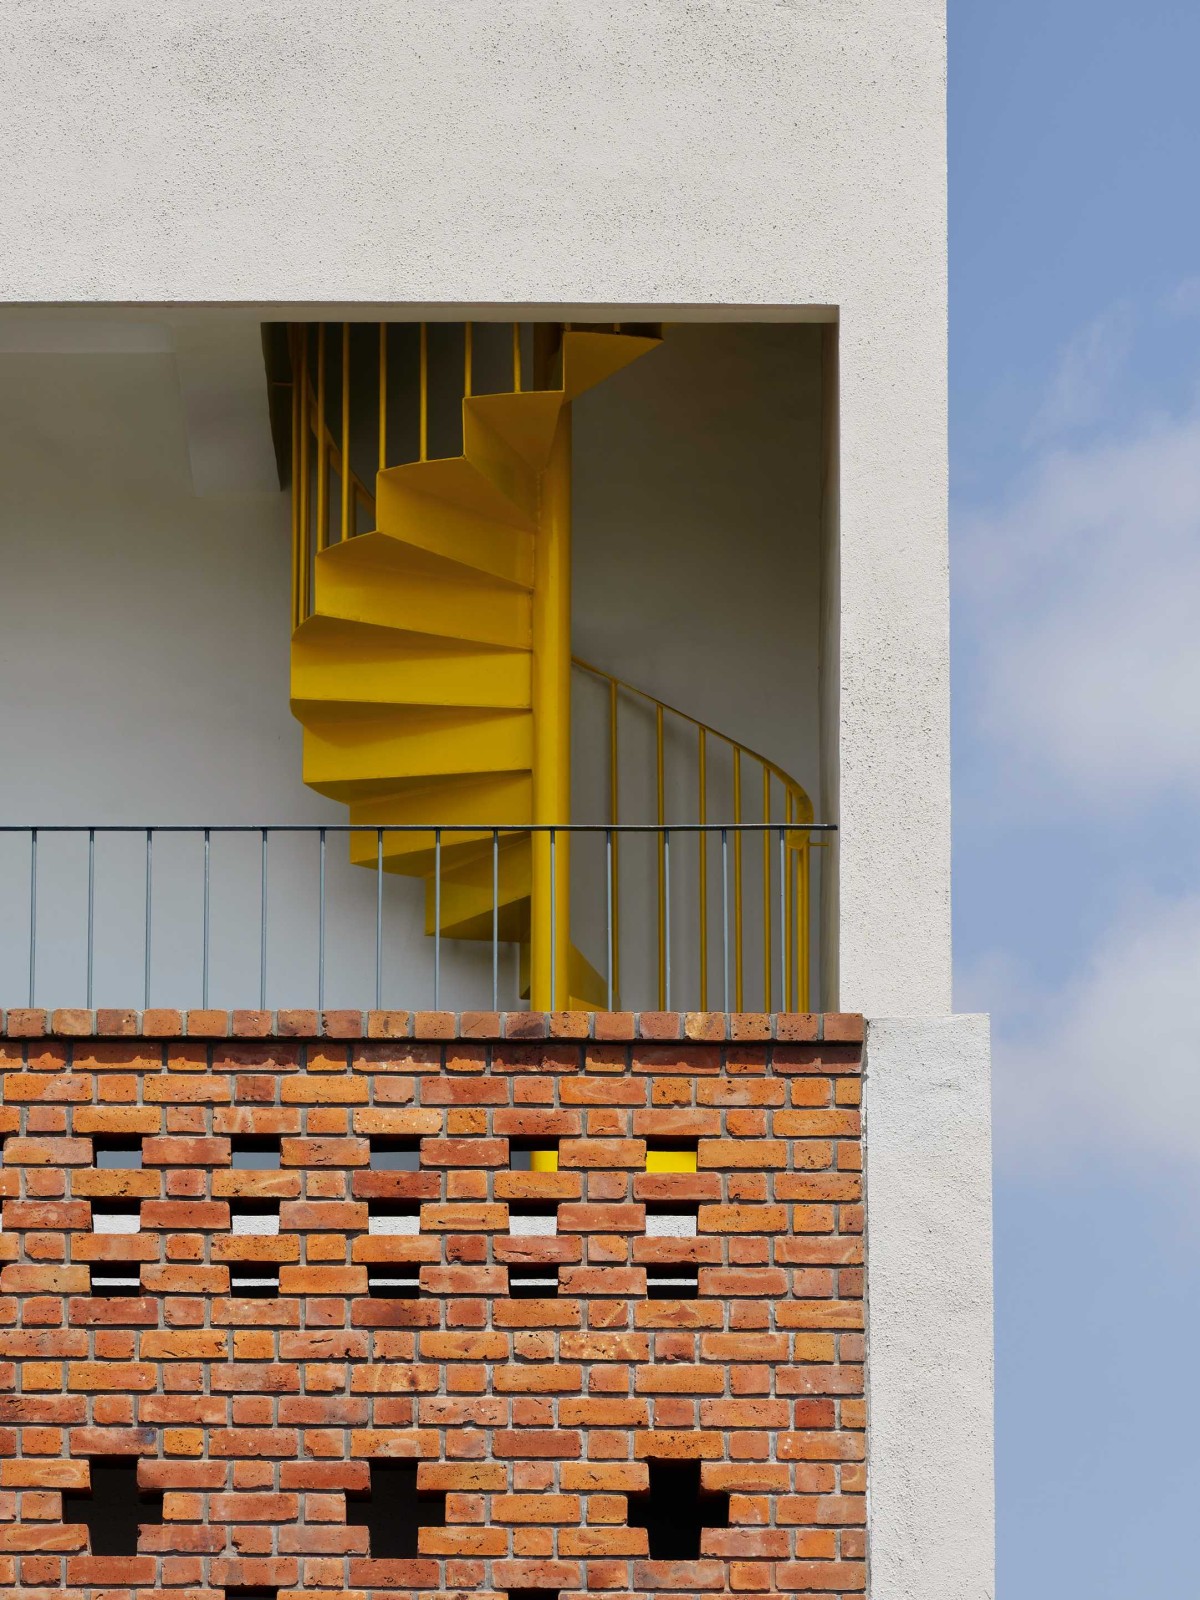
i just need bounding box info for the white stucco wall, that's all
[864,1015,995,1599]
[0,0,951,1016]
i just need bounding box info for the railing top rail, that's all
[571,656,815,821]
[0,823,836,835]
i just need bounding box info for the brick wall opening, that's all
[62,1457,163,1557]
[346,1460,447,1557]
[0,1006,866,1597]
[629,1460,731,1558]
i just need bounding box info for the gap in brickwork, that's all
[62,1457,163,1556]
[93,1138,142,1169]
[228,1266,280,1296]
[230,1198,282,1236]
[509,1137,560,1170]
[507,1263,561,1297]
[645,1265,700,1299]
[230,1136,282,1169]
[367,1270,421,1298]
[628,1460,731,1557]
[225,1589,279,1600]
[369,1137,421,1171]
[507,1590,563,1600]
[345,1460,447,1557]
[645,1203,699,1238]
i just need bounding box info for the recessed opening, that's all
[645,1142,698,1174]
[225,1590,279,1600]
[645,1205,699,1239]
[367,1272,421,1299]
[89,1268,142,1297]
[230,1199,281,1236]
[508,1590,562,1600]
[345,1460,446,1557]
[628,1460,730,1559]
[230,1137,282,1170]
[507,1264,561,1298]
[91,1202,141,1235]
[62,1457,163,1556]
[368,1201,421,1236]
[229,1267,280,1297]
[645,1265,700,1300]
[508,1202,558,1237]
[509,1140,559,1172]
[93,1139,143,1170]
[369,1138,421,1171]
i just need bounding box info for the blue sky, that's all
[951,1,1200,1590]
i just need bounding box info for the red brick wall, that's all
[0,1008,865,1598]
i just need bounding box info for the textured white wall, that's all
[864,1015,995,1600]
[0,0,950,1015]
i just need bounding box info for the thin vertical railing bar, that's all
[606,827,615,1011]
[318,827,326,1013]
[27,829,36,1008]
[733,750,744,1011]
[340,322,351,543]
[762,767,772,1013]
[315,326,328,553]
[491,829,500,1011]
[378,323,388,475]
[202,829,211,1009]
[433,829,441,1009]
[656,702,666,1011]
[779,827,787,1013]
[549,827,557,1010]
[419,323,429,463]
[785,795,795,1012]
[798,836,811,1012]
[298,329,311,622]
[698,726,708,1010]
[721,827,730,1012]
[86,827,95,1011]
[144,829,153,1010]
[512,323,522,393]
[464,322,473,398]
[663,827,671,1011]
[609,679,620,1003]
[375,828,384,1011]
[259,829,268,1011]
[289,329,302,629]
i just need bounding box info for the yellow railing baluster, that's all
[298,329,311,620]
[340,322,351,543]
[733,747,744,1011]
[378,322,387,474]
[419,322,429,463]
[656,702,666,1011]
[315,325,328,553]
[464,321,473,398]
[512,322,523,393]
[610,677,620,1003]
[762,765,771,1013]
[698,725,708,1010]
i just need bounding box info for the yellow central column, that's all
[529,405,572,1010]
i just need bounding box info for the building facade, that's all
[0,3,992,1597]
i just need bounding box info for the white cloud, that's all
[982,890,1200,1172]
[1025,303,1135,445]
[959,402,1200,808]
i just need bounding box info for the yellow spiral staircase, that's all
[287,323,660,1009]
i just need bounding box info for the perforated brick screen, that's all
[0,1008,865,1597]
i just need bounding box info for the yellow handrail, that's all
[572,657,816,1011]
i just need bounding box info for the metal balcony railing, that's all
[0,823,834,1015]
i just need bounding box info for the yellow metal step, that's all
[344,774,534,873]
[302,708,533,800]
[374,478,535,589]
[313,547,533,650]
[464,390,565,472]
[561,330,662,401]
[292,624,531,713]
